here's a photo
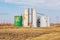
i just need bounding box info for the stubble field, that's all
[0,24,60,40]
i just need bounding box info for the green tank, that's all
[14,16,22,28]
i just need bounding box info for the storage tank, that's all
[40,16,47,27]
[32,8,37,27]
[40,16,50,27]
[23,8,29,27]
[28,8,32,27]
[46,16,50,27]
[14,16,22,28]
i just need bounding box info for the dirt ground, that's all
[0,27,60,40]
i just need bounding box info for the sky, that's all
[0,0,60,24]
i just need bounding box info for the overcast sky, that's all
[0,0,60,23]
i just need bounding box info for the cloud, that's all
[4,0,46,8]
[44,0,60,7]
[3,0,60,8]
[5,0,45,3]
[4,0,45,5]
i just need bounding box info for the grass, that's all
[0,24,60,40]
[0,27,60,40]
[29,32,60,40]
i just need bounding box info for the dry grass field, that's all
[0,24,60,40]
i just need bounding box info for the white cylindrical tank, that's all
[23,8,29,27]
[40,16,47,27]
[32,8,37,27]
[40,16,50,27]
[46,16,50,27]
[28,8,32,27]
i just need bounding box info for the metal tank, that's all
[14,16,22,28]
[40,16,50,27]
[40,16,47,27]
[32,8,37,27]
[23,8,29,27]
[46,16,50,27]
